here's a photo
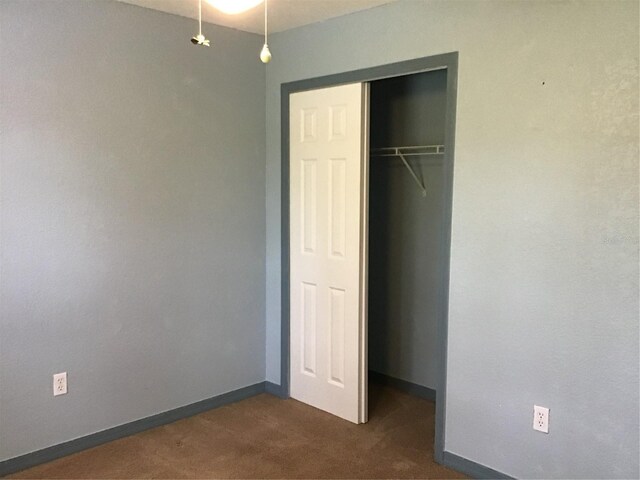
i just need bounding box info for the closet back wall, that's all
[368,71,447,390]
[0,0,266,462]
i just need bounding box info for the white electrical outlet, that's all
[53,372,67,396]
[533,405,549,433]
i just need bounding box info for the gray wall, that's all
[0,0,265,461]
[265,1,639,478]
[368,71,447,390]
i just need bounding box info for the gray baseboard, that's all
[264,381,285,398]
[441,451,513,479]
[0,381,267,477]
[369,370,436,401]
[0,380,512,480]
[370,373,511,479]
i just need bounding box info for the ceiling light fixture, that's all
[260,0,271,63]
[190,0,210,46]
[205,0,263,15]
[191,0,271,63]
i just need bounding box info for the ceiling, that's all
[117,0,397,34]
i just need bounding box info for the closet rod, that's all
[370,145,445,197]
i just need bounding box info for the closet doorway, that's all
[280,53,458,461]
[368,70,448,412]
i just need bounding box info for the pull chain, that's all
[260,0,271,63]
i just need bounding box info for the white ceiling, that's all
[117,0,397,34]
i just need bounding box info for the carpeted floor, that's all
[9,384,466,479]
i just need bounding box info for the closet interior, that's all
[367,69,448,415]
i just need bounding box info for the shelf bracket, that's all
[370,145,444,197]
[397,152,427,197]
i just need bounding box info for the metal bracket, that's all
[398,152,427,197]
[370,145,444,197]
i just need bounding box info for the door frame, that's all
[280,52,458,462]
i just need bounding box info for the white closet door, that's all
[290,83,368,424]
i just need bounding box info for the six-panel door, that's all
[289,83,367,424]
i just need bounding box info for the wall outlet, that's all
[533,405,549,433]
[53,372,67,396]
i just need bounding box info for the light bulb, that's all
[260,43,271,63]
[205,0,263,14]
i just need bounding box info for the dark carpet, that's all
[9,384,466,479]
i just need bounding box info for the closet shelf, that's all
[370,145,445,157]
[370,145,445,197]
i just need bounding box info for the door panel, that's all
[290,83,367,424]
